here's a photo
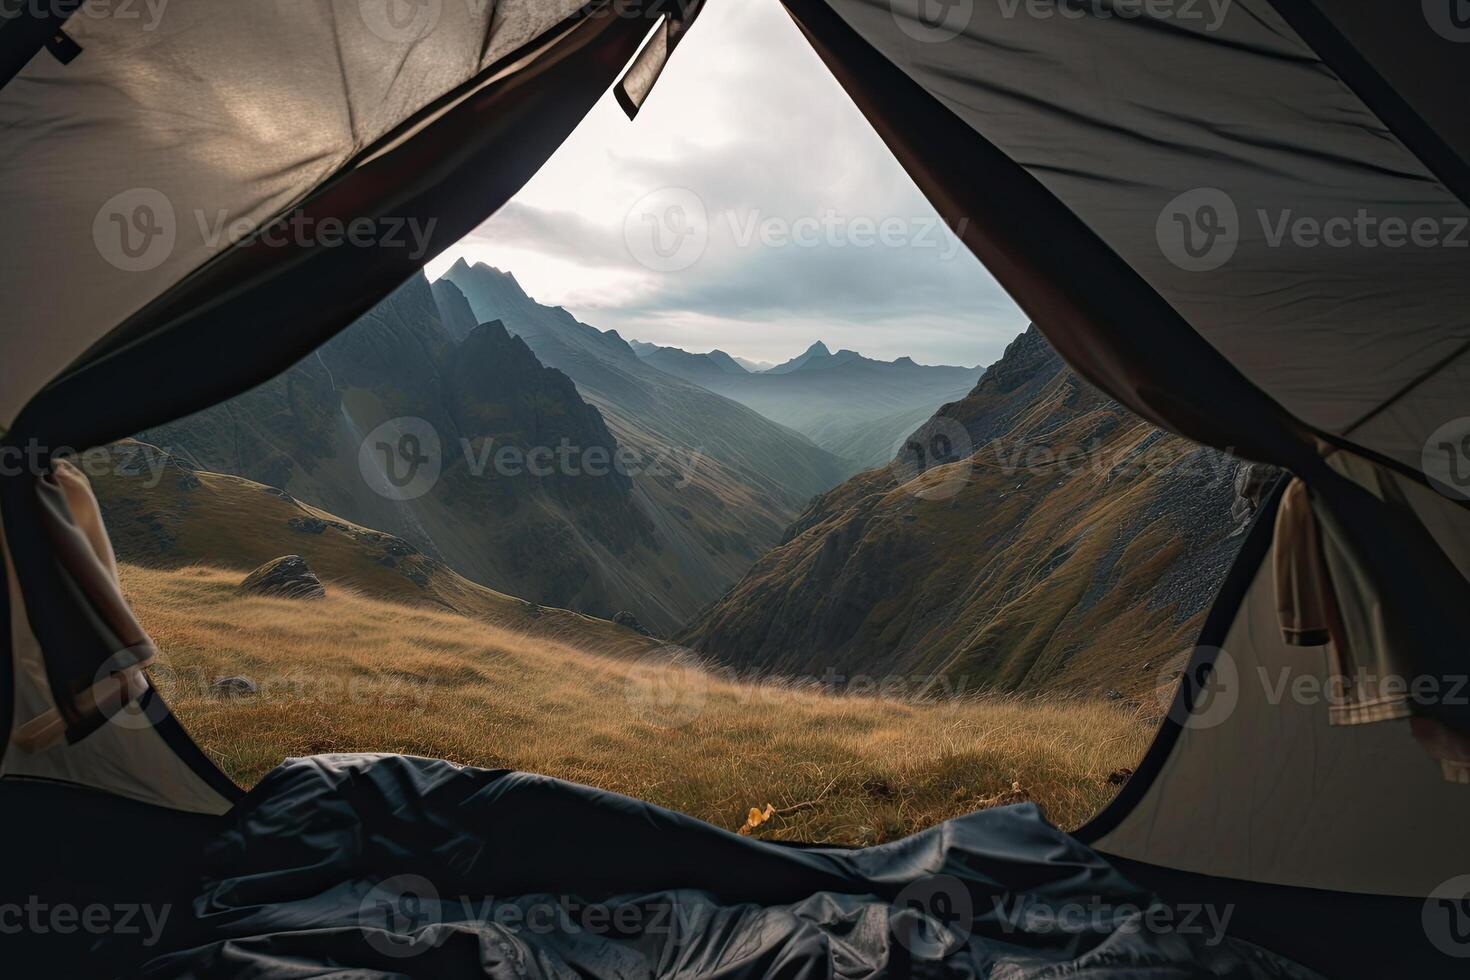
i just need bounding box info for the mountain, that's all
[439,261,850,520]
[630,338,980,470]
[136,268,849,632]
[430,278,479,342]
[704,349,748,375]
[630,341,750,382]
[678,326,1250,697]
[765,340,831,374]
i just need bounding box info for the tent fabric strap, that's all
[614,0,706,118]
[780,0,1470,736]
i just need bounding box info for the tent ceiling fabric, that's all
[0,0,587,432]
[832,0,1470,473]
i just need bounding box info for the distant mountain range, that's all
[679,326,1250,696]
[129,266,849,633]
[628,339,980,470]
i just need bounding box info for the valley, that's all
[97,266,1253,716]
[629,338,979,470]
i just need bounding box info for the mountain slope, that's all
[631,338,980,469]
[140,267,848,632]
[440,260,853,556]
[94,441,651,652]
[631,341,750,382]
[679,326,1248,697]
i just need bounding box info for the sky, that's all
[426,0,1025,369]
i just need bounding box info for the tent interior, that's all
[3,0,1470,976]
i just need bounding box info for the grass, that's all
[123,563,1155,846]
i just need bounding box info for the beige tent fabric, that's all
[11,460,155,751]
[0,0,588,430]
[1098,447,1470,891]
[1,494,231,814]
[1094,550,1470,896]
[1272,474,1470,782]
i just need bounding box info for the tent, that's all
[2,0,1467,975]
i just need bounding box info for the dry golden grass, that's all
[123,563,1154,845]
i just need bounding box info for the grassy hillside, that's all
[682,327,1247,698]
[92,441,651,653]
[125,562,1152,843]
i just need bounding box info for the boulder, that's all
[612,611,653,636]
[238,555,325,600]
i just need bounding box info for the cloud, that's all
[427,0,1026,366]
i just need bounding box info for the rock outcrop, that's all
[238,555,326,600]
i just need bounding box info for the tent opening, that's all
[58,0,1269,846]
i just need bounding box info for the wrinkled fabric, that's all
[124,754,1320,978]
[13,459,156,749]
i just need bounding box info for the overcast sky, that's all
[427,0,1025,368]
